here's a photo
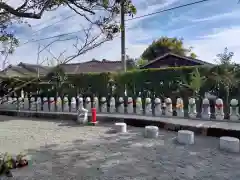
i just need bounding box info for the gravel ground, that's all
[0,115,240,180]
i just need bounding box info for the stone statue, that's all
[63,97,69,112]
[100,97,107,113]
[77,97,88,124]
[70,97,77,112]
[118,97,124,114]
[56,97,62,112]
[154,98,162,116]
[215,98,224,120]
[36,97,42,111]
[109,97,116,113]
[85,97,92,112]
[18,97,24,110]
[145,98,152,116]
[201,98,210,120]
[165,98,173,117]
[135,97,143,115]
[30,97,36,111]
[49,97,55,112]
[188,97,197,118]
[230,99,239,121]
[24,96,29,110]
[127,97,133,114]
[12,97,18,110]
[176,97,184,118]
[93,97,99,112]
[42,97,49,112]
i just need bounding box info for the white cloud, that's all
[187,27,240,63]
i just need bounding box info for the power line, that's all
[20,0,212,46]
[126,0,212,21]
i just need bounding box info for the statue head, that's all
[110,97,115,102]
[215,98,223,105]
[176,98,183,104]
[202,98,209,105]
[79,97,83,103]
[230,99,238,106]
[136,97,142,103]
[154,98,161,104]
[119,97,124,103]
[71,97,76,102]
[128,97,133,103]
[189,98,195,105]
[43,97,47,101]
[49,97,54,101]
[86,97,91,102]
[101,97,106,102]
[63,97,68,102]
[145,98,151,104]
[37,97,42,102]
[165,98,172,104]
[93,97,98,102]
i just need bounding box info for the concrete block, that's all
[219,136,239,153]
[114,122,127,133]
[144,126,159,138]
[177,130,194,145]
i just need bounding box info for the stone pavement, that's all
[0,115,240,180]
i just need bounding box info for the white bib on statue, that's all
[63,97,69,112]
[188,98,197,118]
[201,98,210,120]
[100,97,107,113]
[70,97,77,112]
[127,97,133,114]
[85,97,91,112]
[215,98,224,120]
[93,97,99,112]
[43,97,49,112]
[176,97,184,118]
[118,97,124,114]
[109,97,116,113]
[154,98,162,116]
[135,97,143,115]
[230,99,239,121]
[145,98,152,116]
[165,98,172,117]
[56,97,62,112]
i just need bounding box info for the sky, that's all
[2,0,240,66]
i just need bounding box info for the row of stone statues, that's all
[0,96,239,121]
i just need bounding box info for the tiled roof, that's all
[59,59,122,74]
[140,53,215,68]
[1,59,123,77]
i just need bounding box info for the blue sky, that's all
[3,0,240,66]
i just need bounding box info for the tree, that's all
[0,0,136,61]
[211,47,239,113]
[180,68,206,98]
[141,37,197,61]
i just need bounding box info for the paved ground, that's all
[0,115,240,180]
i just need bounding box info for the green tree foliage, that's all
[0,0,136,54]
[141,37,197,61]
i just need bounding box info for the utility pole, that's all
[120,0,126,72]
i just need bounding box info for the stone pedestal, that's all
[230,99,239,121]
[177,130,194,145]
[219,136,239,153]
[114,123,127,133]
[188,98,197,119]
[201,98,210,120]
[165,98,173,117]
[144,126,159,138]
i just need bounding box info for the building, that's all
[0,59,124,77]
[140,53,214,69]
